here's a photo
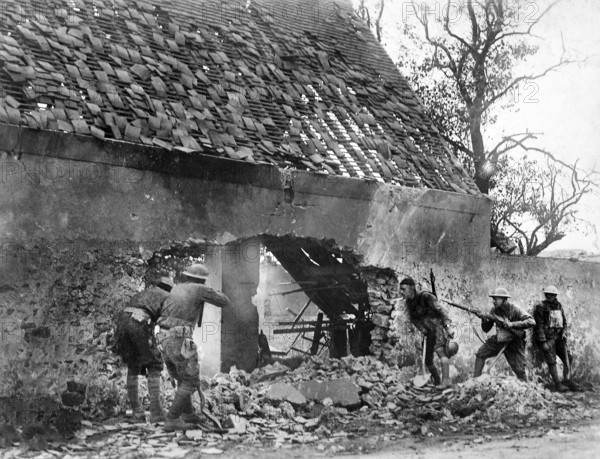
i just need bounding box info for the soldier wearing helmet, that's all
[473,287,535,381]
[533,285,571,392]
[399,277,455,388]
[157,263,230,431]
[112,274,174,423]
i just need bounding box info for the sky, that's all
[359,0,600,253]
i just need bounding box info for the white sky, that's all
[364,0,600,252]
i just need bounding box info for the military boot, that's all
[427,365,441,385]
[164,385,196,431]
[147,372,165,423]
[181,393,202,424]
[439,361,452,389]
[549,364,569,392]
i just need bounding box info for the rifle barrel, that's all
[440,298,481,316]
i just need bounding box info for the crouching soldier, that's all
[533,285,572,392]
[157,264,230,431]
[112,276,174,422]
[473,287,535,381]
[399,277,455,388]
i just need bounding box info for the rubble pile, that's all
[448,374,583,424]
[0,356,598,457]
[202,356,417,417]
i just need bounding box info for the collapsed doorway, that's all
[260,236,377,362]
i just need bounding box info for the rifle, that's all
[441,298,511,326]
[440,298,523,340]
[440,298,485,318]
[430,269,436,297]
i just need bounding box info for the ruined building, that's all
[0,0,597,422]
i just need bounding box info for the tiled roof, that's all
[0,0,480,194]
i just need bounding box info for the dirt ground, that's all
[219,418,600,459]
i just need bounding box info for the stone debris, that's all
[0,355,598,458]
[296,379,361,408]
[266,383,307,406]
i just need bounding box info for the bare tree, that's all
[357,0,385,43]
[404,0,574,193]
[491,156,597,256]
[355,0,597,255]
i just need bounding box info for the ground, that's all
[2,388,599,458]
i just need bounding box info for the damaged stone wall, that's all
[0,239,146,423]
[0,137,491,421]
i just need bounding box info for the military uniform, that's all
[113,285,171,421]
[533,293,571,390]
[157,277,229,430]
[406,291,452,385]
[113,288,168,374]
[475,301,534,380]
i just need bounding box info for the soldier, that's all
[112,275,174,422]
[157,264,230,431]
[533,285,571,392]
[399,277,455,388]
[473,287,535,381]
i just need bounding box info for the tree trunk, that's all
[469,113,489,193]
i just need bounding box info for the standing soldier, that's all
[473,287,535,381]
[157,264,230,431]
[533,285,571,392]
[112,275,174,422]
[398,277,455,388]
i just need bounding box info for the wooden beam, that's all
[311,313,324,355]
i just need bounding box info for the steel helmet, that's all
[445,340,459,358]
[182,263,209,280]
[543,285,559,295]
[489,287,511,298]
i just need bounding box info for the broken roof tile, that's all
[0,0,479,195]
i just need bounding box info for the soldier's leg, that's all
[126,365,146,420]
[435,346,451,388]
[474,336,502,377]
[163,336,201,431]
[179,339,202,423]
[556,338,571,380]
[137,329,165,422]
[424,333,440,385]
[505,343,528,382]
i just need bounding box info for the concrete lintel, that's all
[0,124,490,216]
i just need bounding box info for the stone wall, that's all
[373,255,600,384]
[0,239,144,421]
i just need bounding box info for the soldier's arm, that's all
[201,287,230,308]
[532,304,547,341]
[426,293,452,328]
[481,316,494,333]
[508,306,535,329]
